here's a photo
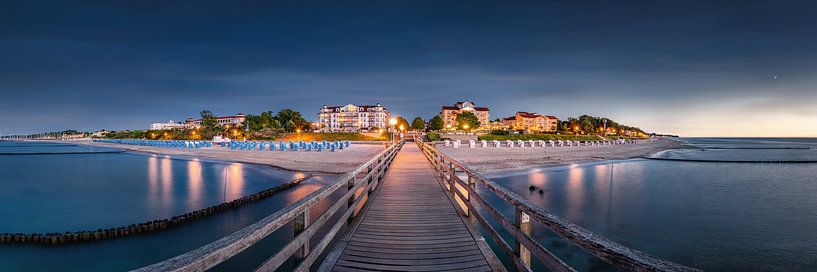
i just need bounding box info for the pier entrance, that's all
[322,143,499,271]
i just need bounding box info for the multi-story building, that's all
[185,113,246,128]
[149,120,187,130]
[440,101,490,129]
[501,112,559,133]
[317,103,390,132]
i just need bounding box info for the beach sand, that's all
[78,140,386,174]
[439,138,684,173]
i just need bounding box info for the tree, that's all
[275,109,309,132]
[428,115,444,131]
[411,117,425,131]
[200,110,217,129]
[455,112,480,130]
[395,117,409,131]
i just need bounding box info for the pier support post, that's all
[516,208,532,269]
[294,208,310,262]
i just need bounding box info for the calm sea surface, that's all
[487,138,817,271]
[0,141,340,271]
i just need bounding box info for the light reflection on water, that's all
[490,156,817,271]
[0,150,314,234]
[0,141,344,271]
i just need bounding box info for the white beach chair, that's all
[492,140,500,147]
[453,141,460,148]
[480,140,488,148]
[505,140,514,147]
[469,140,476,148]
[516,140,524,147]
[444,140,450,147]
[527,140,535,147]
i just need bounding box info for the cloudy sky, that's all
[1,1,816,136]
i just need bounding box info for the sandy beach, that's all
[438,138,685,173]
[77,140,386,174]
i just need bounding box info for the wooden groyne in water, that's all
[0,175,313,245]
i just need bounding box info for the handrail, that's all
[133,140,404,272]
[416,139,700,272]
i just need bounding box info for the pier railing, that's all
[416,139,699,272]
[134,140,404,272]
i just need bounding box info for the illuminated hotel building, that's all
[440,101,490,129]
[501,111,559,132]
[318,103,390,132]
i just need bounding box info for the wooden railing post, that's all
[294,208,310,262]
[515,207,532,269]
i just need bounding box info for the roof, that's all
[322,104,385,111]
[441,105,490,111]
[516,111,543,118]
[502,116,516,121]
[546,115,558,120]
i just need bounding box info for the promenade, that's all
[325,143,497,271]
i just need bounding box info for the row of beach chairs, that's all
[222,140,351,152]
[443,139,639,148]
[93,139,213,148]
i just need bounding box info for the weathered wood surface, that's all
[332,144,493,272]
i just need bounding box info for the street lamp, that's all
[463,124,469,132]
[389,118,397,143]
[296,128,302,142]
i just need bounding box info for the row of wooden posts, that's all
[417,139,699,272]
[0,174,312,245]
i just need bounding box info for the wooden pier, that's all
[323,143,499,271]
[136,139,697,272]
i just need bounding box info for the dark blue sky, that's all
[2,1,816,136]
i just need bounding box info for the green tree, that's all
[428,115,444,131]
[275,109,309,132]
[200,110,217,129]
[411,117,425,131]
[455,112,480,130]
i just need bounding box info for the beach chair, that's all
[492,140,500,147]
[505,140,514,147]
[516,140,524,147]
[452,141,459,148]
[480,140,488,148]
[527,140,535,147]
[468,140,476,148]
[444,140,451,147]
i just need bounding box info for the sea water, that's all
[487,138,817,271]
[0,141,340,271]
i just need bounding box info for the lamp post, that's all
[389,117,398,143]
[296,128,302,142]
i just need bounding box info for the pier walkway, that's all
[325,143,496,272]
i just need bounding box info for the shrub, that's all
[427,133,442,141]
[490,130,509,135]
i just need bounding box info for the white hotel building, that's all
[318,103,390,132]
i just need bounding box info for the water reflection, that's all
[148,156,158,206]
[188,159,203,208]
[565,164,585,220]
[225,163,245,202]
[161,157,173,206]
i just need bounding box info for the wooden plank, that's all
[334,260,489,272]
[330,144,495,272]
